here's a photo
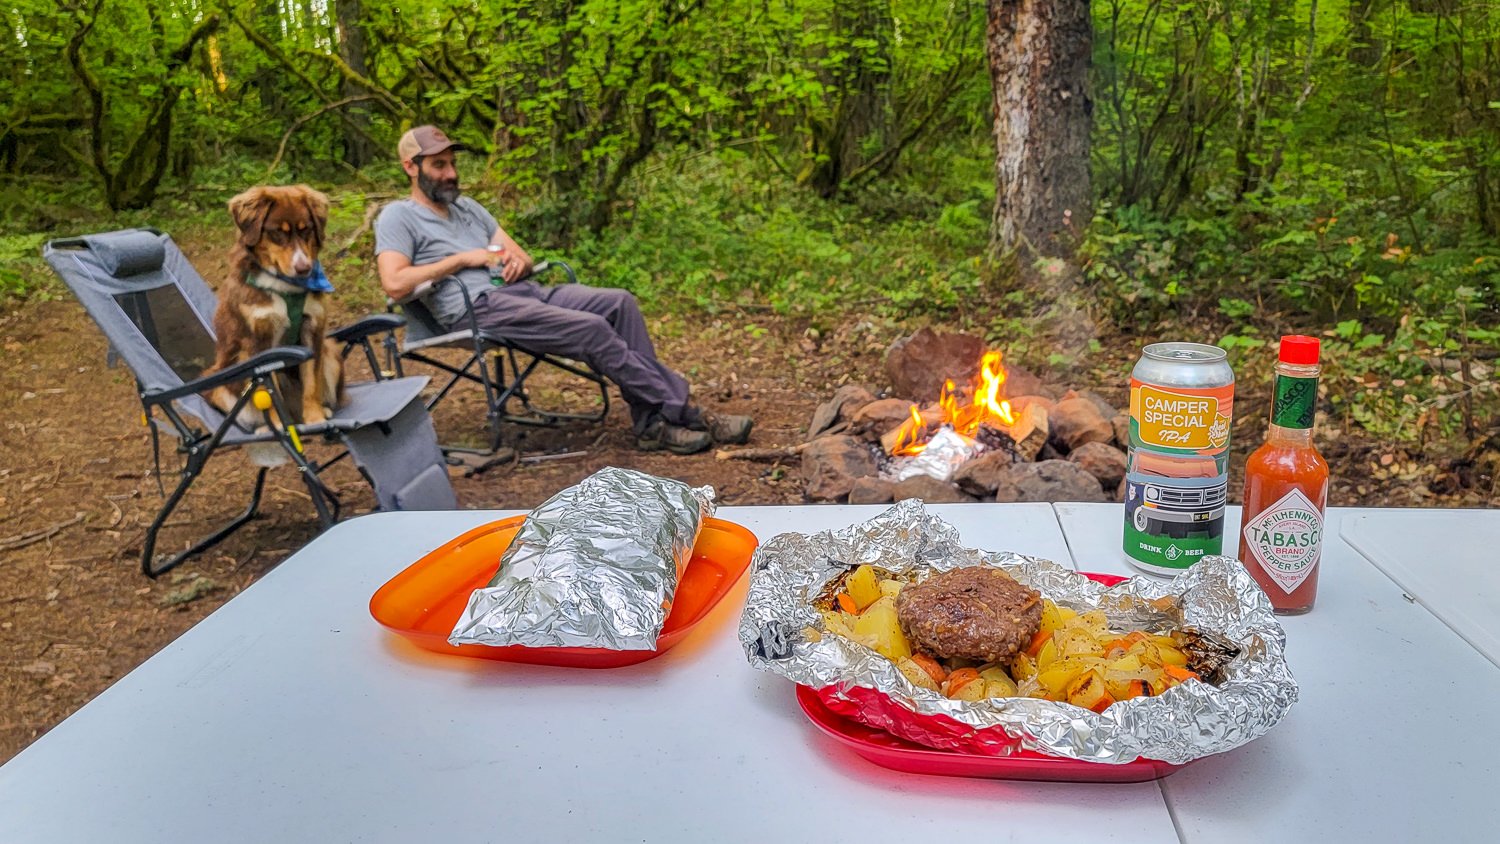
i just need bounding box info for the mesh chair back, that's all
[397,293,451,346]
[43,229,222,424]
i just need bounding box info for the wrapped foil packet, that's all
[886,427,977,482]
[450,467,715,650]
[740,500,1298,765]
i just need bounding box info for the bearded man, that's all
[374,126,750,454]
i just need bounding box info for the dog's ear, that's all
[297,185,331,247]
[228,188,272,245]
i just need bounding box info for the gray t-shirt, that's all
[374,196,500,327]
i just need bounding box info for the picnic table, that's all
[1,503,1496,843]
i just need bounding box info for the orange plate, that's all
[369,515,759,668]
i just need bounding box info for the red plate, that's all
[796,570,1188,783]
[369,515,758,668]
[797,686,1185,783]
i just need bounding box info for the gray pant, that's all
[468,281,692,432]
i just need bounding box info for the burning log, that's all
[1009,403,1050,462]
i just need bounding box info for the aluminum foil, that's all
[739,500,1298,765]
[885,427,977,482]
[450,467,715,650]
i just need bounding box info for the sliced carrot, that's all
[944,667,981,696]
[836,593,858,614]
[1024,629,1053,658]
[1124,679,1147,699]
[911,653,948,684]
[1089,693,1117,714]
[1163,664,1200,683]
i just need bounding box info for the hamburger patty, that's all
[895,567,1042,663]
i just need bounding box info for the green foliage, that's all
[2,0,1499,450]
[556,149,991,320]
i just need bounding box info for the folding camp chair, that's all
[384,260,609,456]
[44,228,457,578]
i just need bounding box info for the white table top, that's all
[1057,503,1500,843]
[1,503,1496,843]
[1340,508,1500,669]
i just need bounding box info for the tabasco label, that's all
[1129,381,1233,453]
[1243,488,1323,594]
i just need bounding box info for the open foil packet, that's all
[450,467,715,651]
[740,500,1298,765]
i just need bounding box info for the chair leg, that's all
[142,467,267,579]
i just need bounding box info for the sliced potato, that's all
[850,596,911,661]
[1076,610,1110,636]
[1155,644,1190,667]
[878,579,905,599]
[1010,652,1038,682]
[1037,656,1099,697]
[945,672,987,702]
[1035,638,1059,671]
[1038,600,1065,634]
[983,675,1019,698]
[896,657,941,691]
[978,663,1011,682]
[1065,669,1112,712]
[844,565,883,612]
[1055,627,1102,658]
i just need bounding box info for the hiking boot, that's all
[703,411,753,445]
[636,419,713,455]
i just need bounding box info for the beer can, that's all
[1123,342,1235,575]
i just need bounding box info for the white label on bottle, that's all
[1243,488,1323,594]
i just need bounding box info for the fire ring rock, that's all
[808,384,877,439]
[884,328,985,403]
[848,477,896,505]
[800,435,879,501]
[1067,441,1128,491]
[850,398,916,441]
[953,451,1017,497]
[992,460,1109,503]
[890,475,978,504]
[1048,397,1115,452]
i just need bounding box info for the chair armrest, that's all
[523,259,577,285]
[329,313,405,344]
[389,277,443,308]
[145,346,311,404]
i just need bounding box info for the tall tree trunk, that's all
[986,0,1092,259]
[806,0,893,198]
[335,0,376,169]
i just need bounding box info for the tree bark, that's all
[986,0,1092,259]
[335,0,377,169]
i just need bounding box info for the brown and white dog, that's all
[207,185,345,428]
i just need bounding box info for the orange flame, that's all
[887,350,1016,456]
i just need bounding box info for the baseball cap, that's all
[397,126,466,163]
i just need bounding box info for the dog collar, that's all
[267,261,334,293]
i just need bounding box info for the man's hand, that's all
[499,252,531,284]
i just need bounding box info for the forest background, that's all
[2,0,1499,480]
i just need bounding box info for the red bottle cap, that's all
[1279,335,1320,365]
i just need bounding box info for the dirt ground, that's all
[1,237,1494,764]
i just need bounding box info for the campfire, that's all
[769,329,1132,506]
[874,349,1058,491]
[886,352,1015,456]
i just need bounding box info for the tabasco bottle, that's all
[1238,335,1328,614]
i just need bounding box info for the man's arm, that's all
[376,248,491,301]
